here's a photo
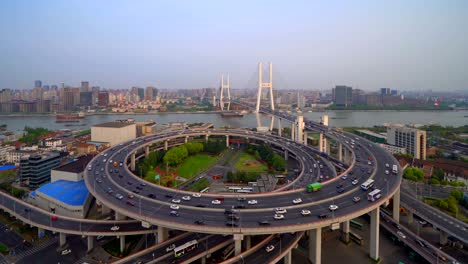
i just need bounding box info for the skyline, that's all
[1,0,467,91]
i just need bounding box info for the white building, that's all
[91,121,136,146]
[0,145,15,163]
[386,124,426,160]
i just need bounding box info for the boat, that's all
[56,112,85,122]
[220,112,244,118]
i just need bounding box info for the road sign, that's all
[155,174,160,181]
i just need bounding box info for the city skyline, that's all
[1,1,467,91]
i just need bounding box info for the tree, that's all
[184,142,204,154]
[432,168,445,181]
[428,177,440,185]
[163,145,188,166]
[403,168,424,182]
[450,190,464,202]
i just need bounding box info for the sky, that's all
[0,0,467,91]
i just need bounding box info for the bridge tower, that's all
[219,74,231,111]
[255,62,274,113]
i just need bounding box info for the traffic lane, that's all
[241,233,297,264]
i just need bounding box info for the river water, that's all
[0,110,467,132]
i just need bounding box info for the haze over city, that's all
[1,0,467,91]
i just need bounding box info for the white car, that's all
[166,244,175,252]
[212,200,221,205]
[341,174,348,180]
[170,204,179,210]
[274,214,285,220]
[192,193,202,198]
[61,249,71,255]
[397,231,406,239]
[385,170,389,175]
[248,200,258,205]
[275,208,287,214]
[368,161,372,165]
[329,204,339,211]
[265,245,275,252]
[301,209,311,216]
[171,199,181,204]
[182,196,191,201]
[385,163,389,168]
[352,196,361,203]
[111,225,120,231]
[292,198,302,204]
[352,179,358,185]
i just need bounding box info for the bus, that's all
[367,189,382,202]
[237,189,252,193]
[350,219,363,230]
[360,179,374,191]
[228,186,242,192]
[349,231,364,245]
[306,182,322,192]
[392,165,398,174]
[174,240,198,258]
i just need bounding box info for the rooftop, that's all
[53,155,94,174]
[357,129,387,139]
[92,122,135,128]
[35,179,89,206]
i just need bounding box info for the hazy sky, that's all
[1,0,467,91]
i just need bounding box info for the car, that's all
[171,199,181,204]
[275,208,287,214]
[170,204,179,210]
[111,226,120,231]
[182,196,191,201]
[301,209,311,216]
[396,231,406,239]
[147,193,156,198]
[127,181,133,185]
[341,174,348,180]
[61,249,71,255]
[165,194,173,198]
[140,182,147,187]
[274,214,285,220]
[367,170,372,174]
[293,198,302,204]
[212,199,221,205]
[234,205,246,209]
[195,204,206,208]
[128,193,134,199]
[96,178,102,183]
[329,204,339,211]
[352,179,358,185]
[248,200,258,205]
[136,186,143,190]
[226,214,240,221]
[126,201,135,206]
[192,193,202,198]
[336,187,344,193]
[225,221,238,227]
[170,210,179,217]
[385,170,389,175]
[318,213,328,219]
[265,245,275,252]
[237,197,246,202]
[115,194,124,200]
[133,190,140,194]
[385,163,389,168]
[258,220,271,226]
[368,161,372,165]
[194,219,205,225]
[166,244,176,252]
[51,215,58,221]
[352,196,361,203]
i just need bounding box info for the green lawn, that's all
[234,152,268,173]
[176,154,218,179]
[186,178,210,192]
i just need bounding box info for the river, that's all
[0,110,467,133]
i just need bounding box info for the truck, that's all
[113,161,118,167]
[392,164,398,174]
[306,182,322,192]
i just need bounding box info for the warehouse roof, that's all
[35,180,88,206]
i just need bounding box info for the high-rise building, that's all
[98,91,109,106]
[380,88,391,95]
[0,89,12,103]
[333,85,353,107]
[386,124,426,160]
[34,80,42,88]
[145,86,158,101]
[61,88,75,112]
[81,81,90,92]
[19,152,61,188]
[80,91,93,106]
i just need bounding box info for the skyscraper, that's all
[34,80,42,88]
[333,85,353,107]
[386,124,427,160]
[81,81,90,92]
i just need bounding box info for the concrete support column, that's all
[343,149,348,164]
[291,123,295,141]
[226,135,229,147]
[59,233,67,247]
[87,236,94,252]
[201,256,206,264]
[370,207,380,262]
[393,187,401,223]
[185,136,188,143]
[319,133,327,153]
[130,153,136,171]
[120,235,125,253]
[303,131,308,146]
[308,227,321,264]
[145,146,150,158]
[326,141,331,155]
[244,235,251,250]
[407,209,414,224]
[278,118,282,137]
[115,211,125,220]
[284,150,289,161]
[338,143,343,161]
[234,234,243,256]
[164,140,168,151]
[205,135,209,142]
[158,226,168,243]
[284,250,292,264]
[341,220,350,243]
[440,230,448,245]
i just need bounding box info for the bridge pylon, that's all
[255,62,274,112]
[219,74,231,111]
